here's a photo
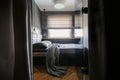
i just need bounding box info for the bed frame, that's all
[33,52,46,57]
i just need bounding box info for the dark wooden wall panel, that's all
[89,0,106,80]
[0,0,15,80]
[13,0,31,80]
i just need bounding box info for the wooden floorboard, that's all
[33,65,89,80]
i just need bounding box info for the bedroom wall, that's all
[32,0,42,43]
[83,0,88,49]
[83,14,88,48]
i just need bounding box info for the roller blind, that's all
[75,14,81,27]
[47,14,72,28]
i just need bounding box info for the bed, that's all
[58,43,83,53]
[33,40,89,77]
[57,44,85,66]
[33,42,84,56]
[33,41,88,66]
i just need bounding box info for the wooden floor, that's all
[33,65,89,80]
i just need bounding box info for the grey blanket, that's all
[46,43,67,77]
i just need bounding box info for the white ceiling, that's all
[34,0,82,11]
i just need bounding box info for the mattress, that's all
[33,43,86,66]
[33,52,46,57]
[57,44,84,54]
[58,44,83,49]
[33,43,84,56]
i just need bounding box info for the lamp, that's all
[54,0,65,9]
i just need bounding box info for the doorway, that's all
[31,0,89,80]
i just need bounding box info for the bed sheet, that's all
[58,44,83,49]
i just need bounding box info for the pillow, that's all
[33,40,52,50]
[42,40,52,46]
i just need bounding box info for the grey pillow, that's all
[33,40,52,49]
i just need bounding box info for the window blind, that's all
[47,14,72,28]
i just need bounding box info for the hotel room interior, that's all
[0,0,108,80]
[32,0,88,80]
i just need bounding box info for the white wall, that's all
[32,1,42,43]
[83,0,88,48]
[83,14,88,48]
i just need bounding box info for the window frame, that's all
[42,11,82,39]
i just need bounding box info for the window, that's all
[48,29,71,38]
[75,29,83,38]
[74,13,82,38]
[43,13,82,39]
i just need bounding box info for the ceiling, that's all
[34,0,82,11]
